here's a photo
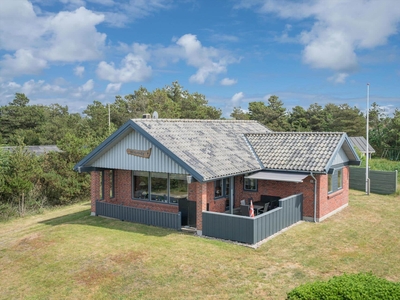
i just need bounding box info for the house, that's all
[74,119,360,240]
[349,136,375,158]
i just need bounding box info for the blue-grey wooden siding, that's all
[202,193,303,245]
[332,148,350,165]
[96,201,181,230]
[92,131,188,174]
[349,167,398,194]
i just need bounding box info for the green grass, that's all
[1,190,399,299]
[359,158,400,174]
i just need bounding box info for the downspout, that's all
[310,172,317,223]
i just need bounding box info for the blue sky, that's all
[1,0,399,118]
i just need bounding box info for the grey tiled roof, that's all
[246,132,345,173]
[349,137,375,154]
[133,119,271,181]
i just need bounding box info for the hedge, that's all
[287,273,400,300]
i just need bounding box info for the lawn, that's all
[1,190,399,299]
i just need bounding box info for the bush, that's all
[287,273,400,300]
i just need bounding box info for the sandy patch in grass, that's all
[11,232,54,252]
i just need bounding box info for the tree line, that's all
[231,96,400,156]
[0,81,398,219]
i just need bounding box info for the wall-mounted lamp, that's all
[187,175,193,184]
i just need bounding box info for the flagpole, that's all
[108,103,111,134]
[366,84,370,195]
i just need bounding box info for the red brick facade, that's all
[91,166,350,229]
[90,170,179,216]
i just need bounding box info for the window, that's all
[214,178,231,198]
[244,177,257,191]
[99,170,104,200]
[151,172,168,202]
[225,179,230,196]
[328,167,343,194]
[132,171,187,205]
[169,174,188,204]
[328,174,333,193]
[109,170,115,198]
[132,171,149,200]
[337,169,343,189]
[215,179,223,198]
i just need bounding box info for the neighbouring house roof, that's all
[75,119,361,181]
[1,145,61,155]
[246,132,360,173]
[349,136,376,154]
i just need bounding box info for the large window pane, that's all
[151,172,168,202]
[170,174,188,204]
[133,171,149,200]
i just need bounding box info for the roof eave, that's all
[323,133,361,173]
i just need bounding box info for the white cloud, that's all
[176,34,239,84]
[328,73,349,84]
[21,79,45,95]
[220,78,237,86]
[0,0,46,51]
[96,53,152,83]
[0,2,106,79]
[242,0,400,72]
[80,79,95,92]
[74,66,85,77]
[105,83,122,93]
[88,0,115,5]
[231,92,245,106]
[0,49,48,78]
[60,0,86,9]
[5,82,22,89]
[42,83,68,93]
[97,0,172,27]
[45,7,106,62]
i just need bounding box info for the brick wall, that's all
[91,170,179,215]
[317,166,349,219]
[91,167,350,228]
[90,171,100,213]
[234,174,317,218]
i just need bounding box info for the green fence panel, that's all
[349,167,397,194]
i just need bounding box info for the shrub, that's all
[287,273,400,300]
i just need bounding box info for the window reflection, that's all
[133,171,149,200]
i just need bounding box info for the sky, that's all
[1,0,400,118]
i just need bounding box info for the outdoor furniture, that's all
[259,202,270,214]
[260,195,280,209]
[253,204,263,215]
[240,199,246,206]
[240,204,250,216]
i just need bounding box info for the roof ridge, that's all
[246,132,345,135]
[131,118,260,123]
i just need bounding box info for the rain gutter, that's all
[310,172,317,223]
